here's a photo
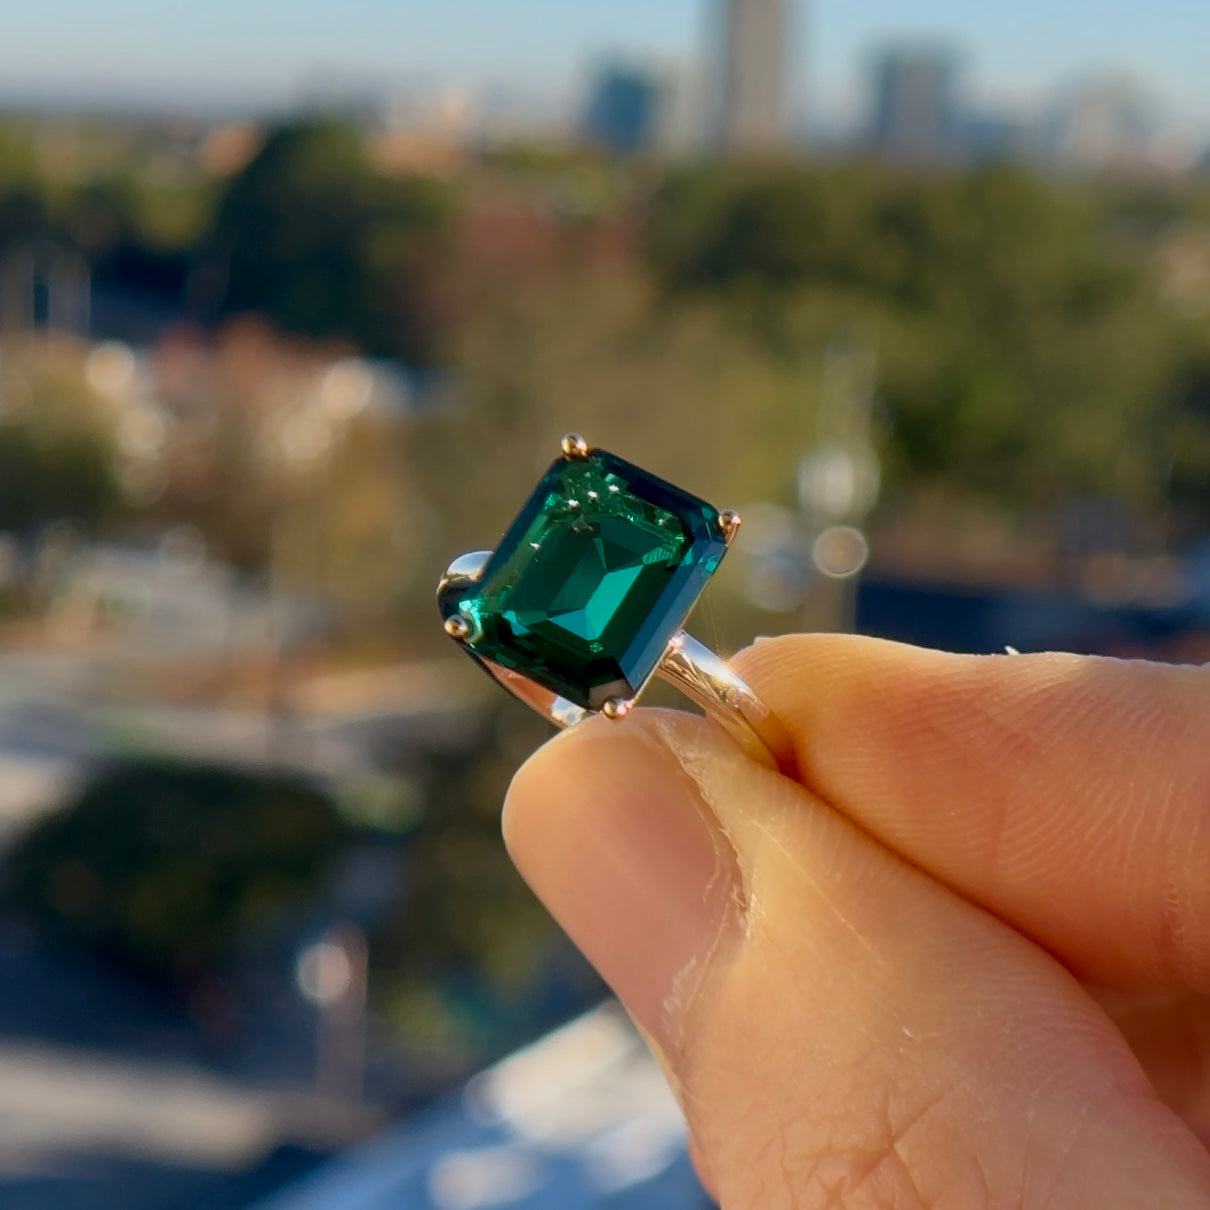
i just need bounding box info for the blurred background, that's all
[2,0,1210,1206]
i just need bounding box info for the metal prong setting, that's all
[719,509,742,544]
[438,551,492,599]
[601,697,633,721]
[444,615,472,641]
[561,433,590,459]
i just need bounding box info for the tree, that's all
[645,163,1181,515]
[0,352,120,535]
[3,759,349,982]
[206,119,456,366]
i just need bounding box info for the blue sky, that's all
[4,0,1210,124]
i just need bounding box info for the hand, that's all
[502,635,1210,1209]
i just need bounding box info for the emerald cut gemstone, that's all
[457,450,728,710]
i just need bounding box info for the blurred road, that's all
[0,917,384,1210]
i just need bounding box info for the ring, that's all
[436,434,794,774]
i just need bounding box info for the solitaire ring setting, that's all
[437,434,793,773]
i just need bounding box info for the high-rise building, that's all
[869,45,961,164]
[715,0,793,154]
[1044,74,1157,172]
[582,63,662,156]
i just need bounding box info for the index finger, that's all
[732,634,1210,992]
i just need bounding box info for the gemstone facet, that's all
[455,450,728,710]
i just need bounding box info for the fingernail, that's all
[502,716,738,1051]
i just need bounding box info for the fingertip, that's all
[501,711,742,1050]
[499,715,602,865]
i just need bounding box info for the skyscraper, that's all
[715,0,793,154]
[869,45,961,164]
[582,62,662,156]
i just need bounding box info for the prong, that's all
[438,551,492,595]
[438,552,492,621]
[719,509,742,543]
[561,433,590,459]
[601,697,633,721]
[444,615,472,641]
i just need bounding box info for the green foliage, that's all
[0,357,119,533]
[3,116,1210,570]
[0,118,215,256]
[3,759,349,979]
[62,177,136,259]
[1166,334,1210,523]
[0,122,39,190]
[209,119,456,365]
[646,163,1185,511]
[0,424,116,533]
[649,165,871,293]
[0,187,52,249]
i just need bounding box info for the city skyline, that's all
[3,0,1210,131]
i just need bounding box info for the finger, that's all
[733,635,1210,993]
[1098,989,1210,1148]
[504,711,1210,1209]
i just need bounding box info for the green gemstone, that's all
[455,450,728,710]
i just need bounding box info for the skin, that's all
[502,635,1210,1209]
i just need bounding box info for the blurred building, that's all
[0,241,90,335]
[713,0,794,154]
[1042,73,1158,173]
[960,110,1038,164]
[868,44,962,165]
[581,62,662,155]
[655,65,709,157]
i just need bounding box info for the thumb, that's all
[503,711,1210,1209]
